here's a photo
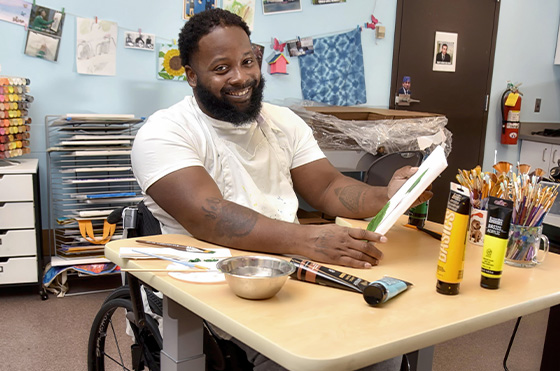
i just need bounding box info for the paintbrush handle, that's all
[130,249,210,270]
[122,268,218,273]
[135,239,213,253]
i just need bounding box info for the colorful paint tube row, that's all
[0,94,34,103]
[0,77,30,86]
[1,118,32,127]
[0,140,29,150]
[0,125,30,135]
[0,110,29,119]
[0,147,31,159]
[1,85,30,94]
[0,132,30,142]
[0,102,30,111]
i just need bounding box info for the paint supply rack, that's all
[44,114,144,266]
[0,76,33,161]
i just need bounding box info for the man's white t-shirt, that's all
[131,96,325,234]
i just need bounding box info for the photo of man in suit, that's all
[436,43,451,63]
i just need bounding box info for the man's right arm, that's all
[146,166,387,268]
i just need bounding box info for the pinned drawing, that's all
[223,0,255,30]
[0,0,31,27]
[157,44,186,81]
[76,17,117,76]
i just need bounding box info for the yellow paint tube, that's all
[480,197,514,289]
[436,183,470,295]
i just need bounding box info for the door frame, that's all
[389,0,501,166]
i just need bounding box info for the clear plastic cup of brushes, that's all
[505,224,549,268]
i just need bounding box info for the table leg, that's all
[540,304,560,371]
[160,296,206,371]
[406,346,434,371]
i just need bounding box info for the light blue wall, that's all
[1,0,559,227]
[483,1,560,170]
[0,0,397,227]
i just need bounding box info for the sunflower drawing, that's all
[158,45,186,80]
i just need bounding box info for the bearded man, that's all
[132,9,431,369]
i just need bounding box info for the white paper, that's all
[337,146,448,235]
[76,17,118,75]
[375,146,447,234]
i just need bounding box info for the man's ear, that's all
[185,65,197,88]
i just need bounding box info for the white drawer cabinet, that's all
[519,140,560,177]
[0,159,45,297]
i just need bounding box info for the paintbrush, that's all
[131,249,210,270]
[121,268,219,273]
[135,239,214,253]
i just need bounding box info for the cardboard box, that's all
[303,106,443,121]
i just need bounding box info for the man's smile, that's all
[225,87,251,97]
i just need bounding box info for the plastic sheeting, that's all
[288,102,452,157]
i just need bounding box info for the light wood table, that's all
[105,216,560,371]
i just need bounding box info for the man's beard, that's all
[194,77,265,126]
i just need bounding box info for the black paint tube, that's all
[480,197,514,290]
[289,258,370,293]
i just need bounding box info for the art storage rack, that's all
[44,114,143,293]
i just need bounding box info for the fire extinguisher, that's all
[500,82,523,145]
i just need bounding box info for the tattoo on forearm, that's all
[201,197,258,239]
[334,185,367,213]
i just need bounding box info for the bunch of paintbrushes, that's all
[456,162,556,226]
[455,165,502,209]
[508,174,558,227]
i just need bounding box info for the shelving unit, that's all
[44,114,143,295]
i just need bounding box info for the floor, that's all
[0,276,550,371]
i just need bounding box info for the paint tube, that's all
[289,258,370,293]
[436,183,470,295]
[480,197,514,289]
[363,276,413,306]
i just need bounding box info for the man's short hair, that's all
[178,9,251,67]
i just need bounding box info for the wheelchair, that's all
[86,202,252,371]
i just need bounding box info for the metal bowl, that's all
[216,256,296,300]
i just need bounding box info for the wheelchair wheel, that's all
[88,298,162,371]
[103,285,163,317]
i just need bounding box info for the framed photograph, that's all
[286,37,314,57]
[432,31,457,72]
[124,31,155,51]
[262,0,301,15]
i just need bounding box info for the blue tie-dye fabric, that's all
[299,29,366,106]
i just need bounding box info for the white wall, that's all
[483,1,560,170]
